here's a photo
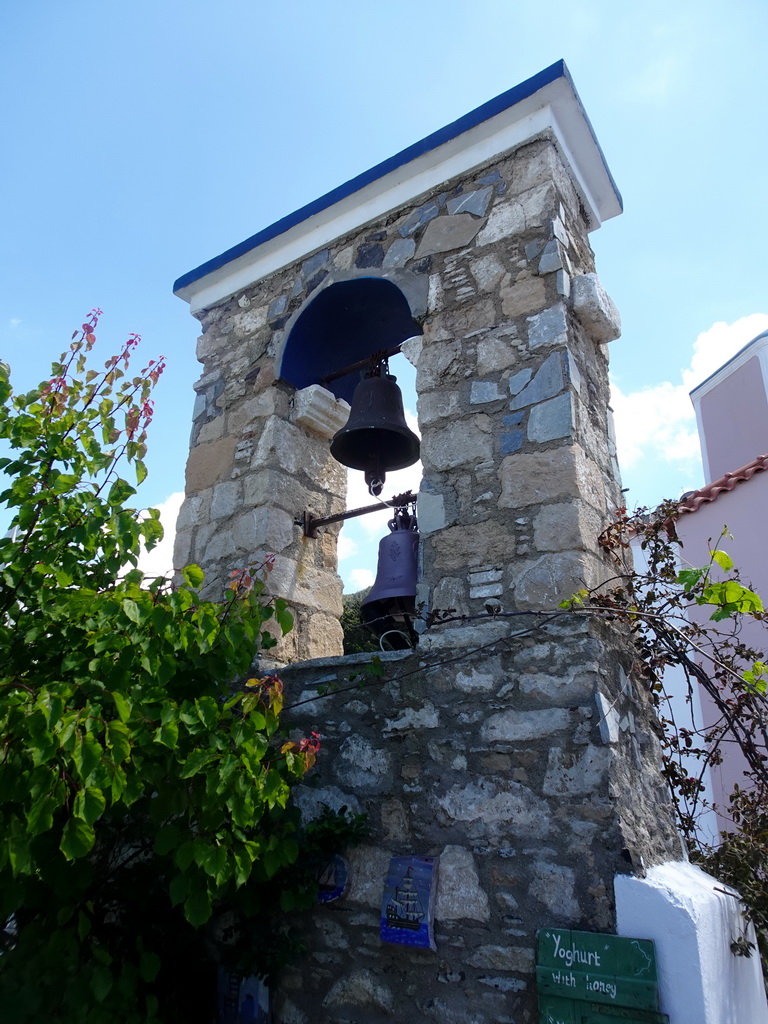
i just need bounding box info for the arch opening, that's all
[278,276,423,404]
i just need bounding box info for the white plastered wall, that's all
[615,861,768,1023]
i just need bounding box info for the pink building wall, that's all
[677,471,768,827]
[678,328,768,830]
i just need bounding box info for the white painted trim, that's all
[690,332,768,404]
[178,76,621,313]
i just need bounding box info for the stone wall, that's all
[174,127,684,1022]
[276,628,680,1024]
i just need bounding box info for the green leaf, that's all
[27,790,58,836]
[181,564,204,588]
[60,816,95,860]
[91,964,113,1002]
[711,548,734,571]
[139,952,161,983]
[184,889,212,926]
[169,872,190,907]
[74,786,106,826]
[106,720,132,762]
[72,732,103,784]
[111,691,132,722]
[107,477,136,507]
[122,598,141,623]
[179,749,218,779]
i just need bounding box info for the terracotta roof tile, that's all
[678,454,768,516]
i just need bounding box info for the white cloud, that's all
[8,319,21,329]
[611,314,768,486]
[136,491,184,580]
[348,568,375,591]
[337,532,358,561]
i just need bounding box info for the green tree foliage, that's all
[0,314,362,1022]
[564,504,768,971]
[340,588,379,654]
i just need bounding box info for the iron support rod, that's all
[319,344,403,387]
[299,490,416,538]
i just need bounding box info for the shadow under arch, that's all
[276,275,424,404]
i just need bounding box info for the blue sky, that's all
[2,1,767,590]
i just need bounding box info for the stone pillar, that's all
[413,137,621,638]
[173,287,350,662]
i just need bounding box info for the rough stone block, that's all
[527,392,574,442]
[543,745,611,795]
[416,488,447,534]
[399,199,440,237]
[176,490,211,530]
[292,784,361,820]
[467,945,534,972]
[226,390,281,435]
[533,501,601,553]
[477,329,519,375]
[323,969,394,1013]
[446,187,493,217]
[530,861,580,918]
[498,443,603,509]
[538,239,563,274]
[469,582,503,599]
[508,367,533,395]
[571,272,621,342]
[196,416,225,444]
[518,182,556,228]
[512,551,599,608]
[383,236,416,268]
[470,381,502,404]
[500,430,525,454]
[481,708,569,744]
[435,846,490,922]
[305,611,344,659]
[453,662,499,692]
[430,519,513,570]
[417,388,461,425]
[268,295,287,321]
[510,352,564,409]
[527,303,568,349]
[355,242,384,268]
[209,480,241,520]
[291,384,350,439]
[421,416,493,471]
[267,555,343,616]
[500,274,546,317]
[242,469,309,512]
[469,253,505,292]
[232,305,267,336]
[477,199,525,245]
[416,214,482,258]
[233,506,295,553]
[336,735,392,793]
[384,702,440,734]
[437,780,552,838]
[595,691,620,744]
[185,436,236,494]
[300,249,329,279]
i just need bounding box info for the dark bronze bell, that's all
[361,512,419,649]
[330,372,420,495]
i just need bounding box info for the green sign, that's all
[537,930,668,1024]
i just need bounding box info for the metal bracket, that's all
[298,490,416,539]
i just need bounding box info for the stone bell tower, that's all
[174,62,681,1024]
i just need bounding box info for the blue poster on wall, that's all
[380,855,438,951]
[217,969,269,1024]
